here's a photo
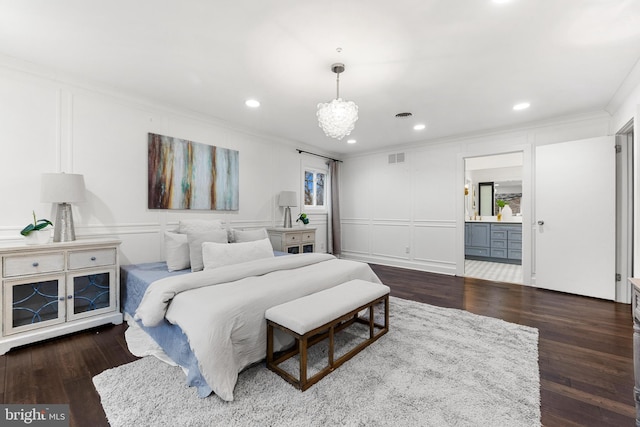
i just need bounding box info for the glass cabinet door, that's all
[3,274,66,335]
[67,268,116,321]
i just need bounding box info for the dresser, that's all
[267,227,315,254]
[0,238,122,354]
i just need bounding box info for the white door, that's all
[535,136,615,300]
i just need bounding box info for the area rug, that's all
[93,297,540,426]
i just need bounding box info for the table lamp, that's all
[41,173,86,242]
[278,191,297,228]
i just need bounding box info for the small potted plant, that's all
[20,211,53,245]
[496,200,506,221]
[296,213,309,226]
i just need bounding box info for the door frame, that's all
[456,143,533,285]
[617,118,634,303]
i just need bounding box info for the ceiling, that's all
[1,1,640,155]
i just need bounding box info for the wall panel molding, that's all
[341,252,456,276]
[413,220,456,228]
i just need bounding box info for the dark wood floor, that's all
[0,264,635,426]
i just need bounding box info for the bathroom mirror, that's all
[478,182,494,216]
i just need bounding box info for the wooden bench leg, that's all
[299,336,307,388]
[267,323,274,365]
[369,304,374,339]
[385,295,389,331]
[329,325,334,368]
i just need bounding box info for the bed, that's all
[121,251,382,401]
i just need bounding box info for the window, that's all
[304,169,326,208]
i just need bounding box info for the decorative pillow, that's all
[202,238,274,270]
[164,231,190,272]
[232,228,268,243]
[187,229,229,272]
[179,219,224,235]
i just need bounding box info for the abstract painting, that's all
[148,133,239,210]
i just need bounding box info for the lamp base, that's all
[283,207,292,228]
[53,203,76,242]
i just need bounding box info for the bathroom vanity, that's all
[465,221,522,264]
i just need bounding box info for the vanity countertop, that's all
[465,218,522,224]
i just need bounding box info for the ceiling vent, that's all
[395,112,413,118]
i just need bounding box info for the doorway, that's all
[464,153,524,284]
[616,119,634,303]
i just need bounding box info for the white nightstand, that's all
[0,238,123,354]
[267,227,316,254]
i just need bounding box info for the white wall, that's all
[340,113,611,280]
[0,61,327,264]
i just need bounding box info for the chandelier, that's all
[317,63,359,140]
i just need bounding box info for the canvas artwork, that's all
[148,133,239,210]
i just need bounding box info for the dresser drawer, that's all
[301,231,315,243]
[68,248,116,270]
[284,233,301,245]
[3,253,65,277]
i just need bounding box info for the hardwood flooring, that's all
[0,264,634,426]
[371,264,635,427]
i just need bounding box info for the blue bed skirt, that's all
[120,262,213,397]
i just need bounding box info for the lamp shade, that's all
[41,173,86,203]
[278,191,297,207]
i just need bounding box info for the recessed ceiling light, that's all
[245,99,260,108]
[347,139,357,144]
[513,102,530,111]
[413,124,426,131]
[492,0,512,4]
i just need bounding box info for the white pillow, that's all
[179,219,224,235]
[187,229,229,272]
[203,238,274,270]
[164,231,190,272]
[232,228,268,243]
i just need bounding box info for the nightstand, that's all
[267,227,316,254]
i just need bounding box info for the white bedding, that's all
[135,253,382,401]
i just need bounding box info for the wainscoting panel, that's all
[340,219,457,275]
[119,232,163,265]
[413,222,456,273]
[341,222,371,255]
[371,223,411,260]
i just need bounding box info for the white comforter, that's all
[135,253,382,401]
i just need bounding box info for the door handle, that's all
[537,220,544,226]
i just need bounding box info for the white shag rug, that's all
[93,297,540,427]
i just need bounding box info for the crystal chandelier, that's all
[317,63,359,140]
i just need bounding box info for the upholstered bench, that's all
[265,279,390,391]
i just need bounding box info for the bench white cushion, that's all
[265,279,390,335]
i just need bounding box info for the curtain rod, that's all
[296,149,343,163]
